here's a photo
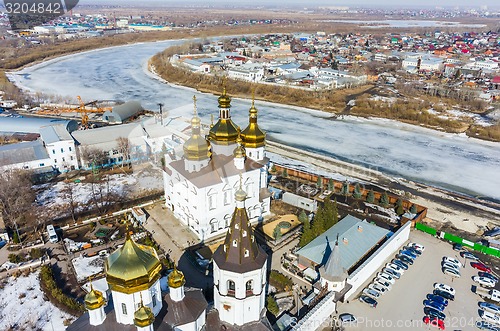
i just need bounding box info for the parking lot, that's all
[337,230,490,330]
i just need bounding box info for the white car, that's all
[442,256,461,267]
[369,283,388,295]
[481,310,500,325]
[363,288,381,299]
[442,262,460,271]
[377,272,396,284]
[474,276,497,288]
[387,263,405,274]
[375,278,392,290]
[434,283,456,296]
[409,242,425,253]
[442,267,461,278]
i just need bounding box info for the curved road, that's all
[8,39,500,201]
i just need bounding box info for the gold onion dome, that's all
[106,236,162,294]
[218,87,232,108]
[209,88,239,144]
[168,265,186,288]
[134,303,155,327]
[233,129,246,158]
[84,284,105,310]
[183,96,211,161]
[241,99,266,148]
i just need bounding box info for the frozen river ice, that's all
[8,39,500,201]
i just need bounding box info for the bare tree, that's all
[61,180,79,223]
[80,147,108,169]
[116,137,131,167]
[0,169,36,239]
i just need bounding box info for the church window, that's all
[121,303,127,315]
[228,280,235,291]
[246,280,253,292]
[152,294,157,307]
[224,190,231,205]
[208,195,216,210]
[210,219,218,233]
[256,151,260,159]
[233,240,238,247]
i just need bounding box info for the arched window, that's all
[228,280,235,296]
[210,219,218,233]
[246,280,253,295]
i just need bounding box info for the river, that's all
[7,39,500,201]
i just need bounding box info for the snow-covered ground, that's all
[71,255,105,283]
[8,39,500,201]
[35,170,163,213]
[0,272,73,330]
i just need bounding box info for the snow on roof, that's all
[39,124,73,144]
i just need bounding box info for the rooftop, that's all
[39,124,73,144]
[296,215,390,271]
[0,140,50,166]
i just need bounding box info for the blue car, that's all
[392,259,409,270]
[426,294,448,307]
[397,254,414,265]
[405,246,421,255]
[399,249,417,260]
[424,299,445,312]
[424,307,446,320]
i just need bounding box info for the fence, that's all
[415,222,500,258]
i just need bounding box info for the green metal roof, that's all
[296,215,390,271]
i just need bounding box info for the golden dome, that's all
[209,119,239,144]
[218,88,231,109]
[106,238,162,294]
[241,100,266,148]
[168,265,186,289]
[84,284,105,310]
[233,129,246,158]
[184,96,211,161]
[134,303,155,327]
[235,188,247,202]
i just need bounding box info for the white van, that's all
[47,225,59,243]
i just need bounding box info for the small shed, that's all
[103,101,142,124]
[131,207,146,224]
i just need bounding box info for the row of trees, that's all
[299,199,339,248]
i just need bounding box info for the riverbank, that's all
[148,43,500,142]
[266,140,500,235]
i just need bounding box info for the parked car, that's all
[423,316,445,330]
[369,283,388,295]
[383,267,401,279]
[442,257,461,267]
[409,242,425,253]
[442,267,461,278]
[399,249,417,259]
[434,283,456,296]
[424,299,445,312]
[453,243,463,251]
[461,251,479,260]
[375,278,392,290]
[474,276,497,288]
[479,302,500,315]
[479,272,500,283]
[397,254,414,265]
[339,313,357,323]
[424,307,446,320]
[472,262,492,273]
[481,310,500,325]
[359,295,378,308]
[433,289,455,301]
[0,240,6,249]
[426,294,448,307]
[377,272,396,284]
[392,259,409,270]
[363,288,381,299]
[476,320,500,331]
[442,262,460,271]
[387,263,405,274]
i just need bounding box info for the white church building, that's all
[162,91,271,241]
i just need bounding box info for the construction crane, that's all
[77,96,112,128]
